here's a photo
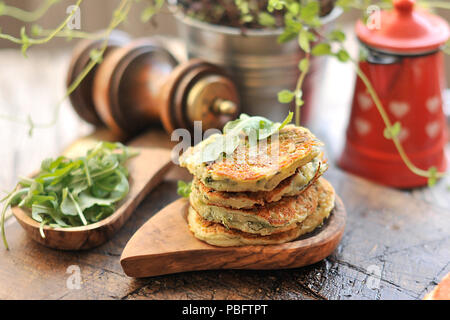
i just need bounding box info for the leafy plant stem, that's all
[32,27,104,40]
[1,188,28,250]
[0,0,132,134]
[354,62,446,179]
[68,191,87,226]
[295,54,310,126]
[421,1,450,10]
[39,218,48,238]
[0,0,83,48]
[0,0,61,22]
[336,0,392,10]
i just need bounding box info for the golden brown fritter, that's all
[188,178,336,247]
[190,178,334,236]
[192,157,327,209]
[179,125,322,192]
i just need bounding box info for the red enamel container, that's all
[339,0,450,188]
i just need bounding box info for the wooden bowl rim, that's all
[10,149,148,234]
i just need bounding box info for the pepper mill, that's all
[67,36,240,137]
[66,30,131,126]
[339,0,449,188]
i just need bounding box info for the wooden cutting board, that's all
[120,196,346,278]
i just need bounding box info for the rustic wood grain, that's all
[0,42,449,300]
[120,196,346,278]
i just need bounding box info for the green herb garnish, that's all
[177,181,192,198]
[200,112,293,163]
[0,141,138,250]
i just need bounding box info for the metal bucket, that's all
[169,4,342,123]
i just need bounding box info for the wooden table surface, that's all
[0,39,449,300]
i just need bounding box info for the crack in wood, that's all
[328,258,419,299]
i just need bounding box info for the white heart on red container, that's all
[354,117,371,136]
[426,96,440,114]
[357,93,373,111]
[426,121,440,139]
[389,101,410,118]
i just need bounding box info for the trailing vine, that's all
[266,0,449,186]
[0,0,60,22]
[0,0,148,134]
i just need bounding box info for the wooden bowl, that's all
[11,148,173,250]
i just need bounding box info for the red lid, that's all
[356,0,450,54]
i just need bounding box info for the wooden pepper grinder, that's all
[67,36,240,136]
[66,30,131,126]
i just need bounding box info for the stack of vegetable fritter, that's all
[179,114,335,247]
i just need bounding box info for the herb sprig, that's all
[265,0,449,186]
[199,112,293,163]
[0,141,138,250]
[177,180,192,198]
[177,112,293,196]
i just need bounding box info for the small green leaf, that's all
[258,112,293,140]
[27,115,34,137]
[278,111,293,131]
[177,181,192,198]
[427,167,438,187]
[287,2,300,15]
[299,58,310,72]
[295,90,304,107]
[300,1,320,25]
[89,49,103,64]
[31,24,43,37]
[312,43,332,56]
[235,0,250,14]
[383,122,402,140]
[141,0,164,22]
[20,27,30,57]
[241,14,253,23]
[298,29,312,53]
[329,30,346,42]
[278,29,298,43]
[258,12,276,27]
[359,46,369,62]
[278,90,295,103]
[336,0,353,9]
[60,188,78,216]
[336,49,351,62]
[268,0,286,12]
[184,113,294,164]
[39,219,47,238]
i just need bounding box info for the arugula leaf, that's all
[60,187,79,217]
[225,112,293,147]
[278,90,295,103]
[77,170,129,210]
[189,113,293,164]
[177,181,192,198]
